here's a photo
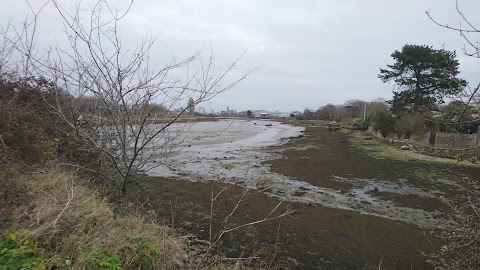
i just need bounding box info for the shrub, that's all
[348,118,369,130]
[0,74,107,184]
[394,113,430,138]
[372,112,395,137]
[0,75,58,164]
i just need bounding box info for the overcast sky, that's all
[1,0,479,112]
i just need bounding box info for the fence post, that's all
[477,125,480,147]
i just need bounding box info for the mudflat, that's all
[138,122,479,269]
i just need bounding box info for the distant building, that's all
[221,106,236,115]
[252,110,296,119]
[196,107,206,114]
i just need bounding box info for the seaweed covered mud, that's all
[139,120,479,268]
[145,120,477,229]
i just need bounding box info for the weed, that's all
[259,178,275,185]
[221,162,240,170]
[82,246,123,270]
[127,237,163,268]
[260,170,272,176]
[144,209,158,223]
[0,230,47,270]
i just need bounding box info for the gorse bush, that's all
[0,75,60,165]
[0,74,110,186]
[0,75,73,165]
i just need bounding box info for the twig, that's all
[53,178,78,226]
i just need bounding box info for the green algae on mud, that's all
[132,123,480,269]
[136,176,437,269]
[261,124,479,268]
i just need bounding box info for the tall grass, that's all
[3,170,188,269]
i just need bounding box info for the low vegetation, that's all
[0,74,249,269]
[1,169,188,269]
[346,128,480,167]
[425,182,480,269]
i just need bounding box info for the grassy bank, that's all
[0,169,191,269]
[345,129,480,167]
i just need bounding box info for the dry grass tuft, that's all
[8,170,188,269]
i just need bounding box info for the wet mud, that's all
[137,121,479,269]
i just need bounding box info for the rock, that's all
[363,135,373,140]
[293,190,307,196]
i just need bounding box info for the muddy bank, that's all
[135,122,480,269]
[146,120,476,229]
[264,126,478,228]
[136,176,437,269]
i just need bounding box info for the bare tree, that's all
[425,2,480,268]
[315,103,337,121]
[187,97,195,116]
[0,23,17,74]
[425,180,480,269]
[426,0,480,110]
[18,0,252,194]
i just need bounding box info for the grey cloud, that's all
[1,0,479,112]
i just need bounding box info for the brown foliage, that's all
[0,75,60,164]
[394,113,433,138]
[0,74,103,170]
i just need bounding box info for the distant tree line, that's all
[298,43,479,138]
